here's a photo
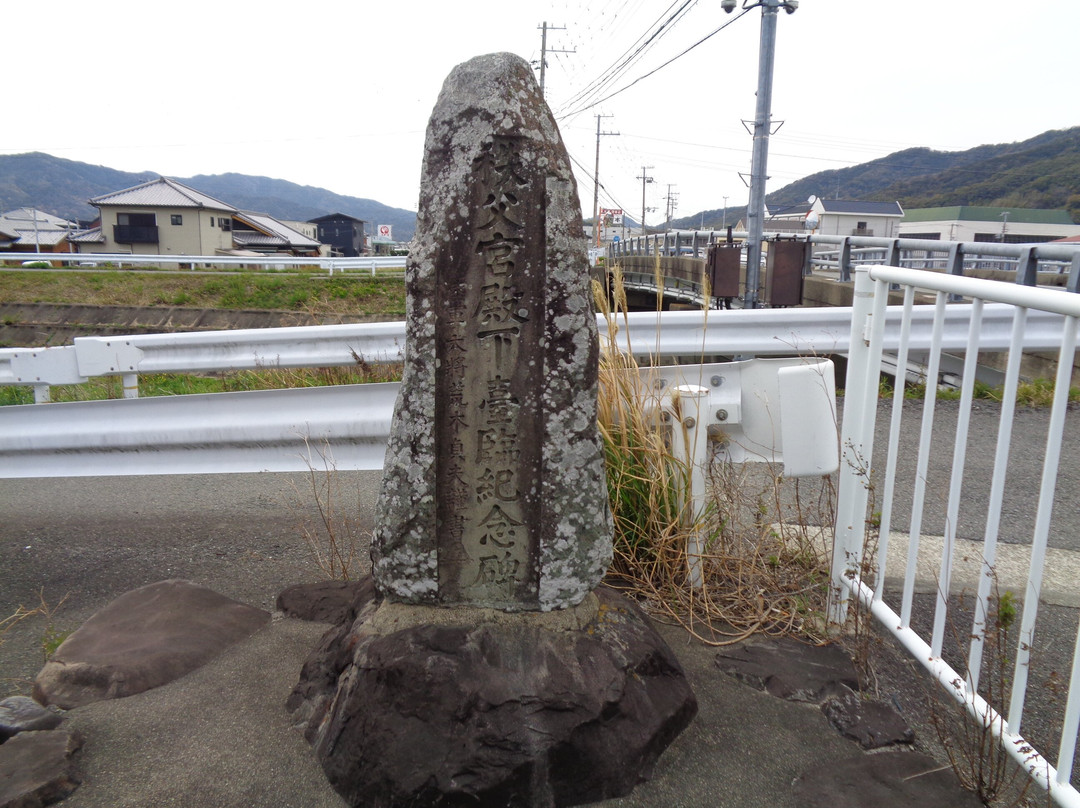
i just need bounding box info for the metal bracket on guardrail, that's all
[0,346,86,403]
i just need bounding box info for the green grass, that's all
[0,271,405,317]
[0,366,403,406]
[876,376,1080,406]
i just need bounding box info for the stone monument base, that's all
[287,578,697,808]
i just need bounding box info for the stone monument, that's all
[288,53,696,807]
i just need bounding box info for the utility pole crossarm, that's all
[536,22,575,96]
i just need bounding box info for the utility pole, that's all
[536,22,573,96]
[637,166,654,236]
[664,185,679,231]
[722,195,729,230]
[725,0,798,308]
[592,114,618,246]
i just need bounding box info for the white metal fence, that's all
[1,251,407,275]
[832,265,1080,806]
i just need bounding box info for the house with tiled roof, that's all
[87,177,238,255]
[0,208,79,252]
[231,211,321,256]
[899,206,1080,244]
[78,177,327,257]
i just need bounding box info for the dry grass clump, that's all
[594,266,833,645]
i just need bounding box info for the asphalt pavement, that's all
[1,399,1077,806]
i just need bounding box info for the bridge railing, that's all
[607,231,1080,291]
[832,264,1080,806]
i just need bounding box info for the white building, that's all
[899,206,1080,244]
[807,199,904,238]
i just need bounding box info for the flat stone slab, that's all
[715,637,859,702]
[276,577,375,625]
[821,684,914,749]
[792,750,983,808]
[34,579,269,709]
[290,581,697,807]
[0,697,62,742]
[0,729,83,808]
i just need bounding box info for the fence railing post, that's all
[829,266,884,625]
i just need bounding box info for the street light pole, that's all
[726,0,797,308]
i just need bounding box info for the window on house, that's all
[117,212,156,227]
[221,218,232,231]
[171,214,183,226]
[857,221,867,230]
[210,217,215,226]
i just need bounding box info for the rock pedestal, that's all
[291,52,696,807]
[290,582,696,807]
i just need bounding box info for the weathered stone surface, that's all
[0,729,83,807]
[276,577,376,625]
[792,751,982,808]
[372,51,612,612]
[715,637,859,702]
[34,579,269,709]
[821,684,915,749]
[290,583,697,808]
[0,697,62,743]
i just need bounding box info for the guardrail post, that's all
[1015,246,1036,286]
[838,237,852,282]
[33,384,51,404]
[666,384,710,590]
[1069,252,1080,293]
[122,373,139,399]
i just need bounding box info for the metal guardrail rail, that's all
[832,265,1080,807]
[1,251,407,275]
[1,305,1070,402]
[0,300,1073,477]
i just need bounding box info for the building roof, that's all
[765,203,812,219]
[8,228,70,247]
[308,212,366,224]
[816,199,904,217]
[233,211,321,250]
[90,177,237,212]
[0,208,78,229]
[903,206,1075,225]
[68,227,105,243]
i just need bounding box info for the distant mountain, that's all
[671,126,1080,230]
[0,153,418,240]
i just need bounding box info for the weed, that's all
[928,582,1039,807]
[594,267,834,646]
[289,438,364,581]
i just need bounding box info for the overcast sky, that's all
[5,0,1077,225]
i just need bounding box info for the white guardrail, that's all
[0,304,1070,478]
[2,251,407,275]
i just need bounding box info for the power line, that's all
[558,7,750,121]
[555,0,699,121]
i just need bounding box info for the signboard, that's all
[599,208,623,226]
[377,224,392,239]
